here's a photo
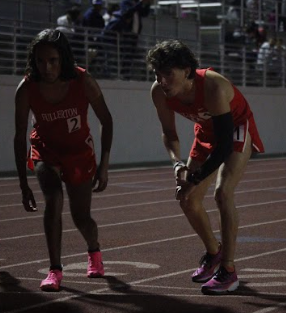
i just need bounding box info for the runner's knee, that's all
[71,210,94,229]
[214,186,234,210]
[34,162,62,196]
[179,197,202,215]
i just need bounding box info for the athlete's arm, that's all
[14,80,37,211]
[151,82,187,181]
[84,72,113,192]
[151,82,181,164]
[187,71,234,184]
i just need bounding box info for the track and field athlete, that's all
[14,28,113,291]
[146,39,264,295]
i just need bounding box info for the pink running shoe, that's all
[192,243,222,283]
[201,266,239,295]
[87,251,104,278]
[40,269,62,292]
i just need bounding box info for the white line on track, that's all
[1,159,286,313]
[242,268,286,273]
[1,197,286,238]
[1,190,286,223]
[1,182,286,210]
[1,164,286,188]
[1,172,286,197]
[1,198,286,240]
[1,216,286,269]
[7,280,286,295]
[128,284,286,296]
[3,245,286,313]
[0,228,285,310]
[252,303,286,313]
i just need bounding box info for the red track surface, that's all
[1,157,286,313]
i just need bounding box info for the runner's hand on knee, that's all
[175,183,196,201]
[175,185,182,200]
[175,183,188,200]
[173,161,188,186]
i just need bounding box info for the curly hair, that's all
[146,39,200,79]
[25,28,78,81]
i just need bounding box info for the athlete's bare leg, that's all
[35,162,63,268]
[179,160,220,255]
[66,180,99,251]
[215,132,252,269]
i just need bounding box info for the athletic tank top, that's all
[166,68,253,129]
[27,67,92,154]
[166,68,264,153]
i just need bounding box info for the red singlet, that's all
[166,68,265,162]
[26,67,96,184]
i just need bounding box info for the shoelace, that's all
[199,252,214,268]
[46,271,58,281]
[199,243,222,267]
[213,267,231,282]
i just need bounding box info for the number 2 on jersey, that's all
[67,115,81,133]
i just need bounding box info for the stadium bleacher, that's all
[0,0,285,87]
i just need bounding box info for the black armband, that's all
[187,170,202,185]
[187,112,234,184]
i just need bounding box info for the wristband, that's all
[173,161,185,170]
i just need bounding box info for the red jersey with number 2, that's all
[166,68,265,162]
[26,67,96,184]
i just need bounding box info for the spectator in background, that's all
[225,0,241,26]
[119,0,150,36]
[57,6,84,61]
[256,37,277,72]
[88,0,149,78]
[56,6,82,37]
[256,36,285,85]
[223,0,246,57]
[103,3,120,26]
[102,0,150,36]
[93,8,132,78]
[82,0,106,75]
[102,0,151,78]
[83,0,105,30]
[256,37,286,85]
[245,22,267,50]
[103,7,133,34]
[223,21,266,70]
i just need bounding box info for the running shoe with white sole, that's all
[201,265,239,295]
[192,243,222,283]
